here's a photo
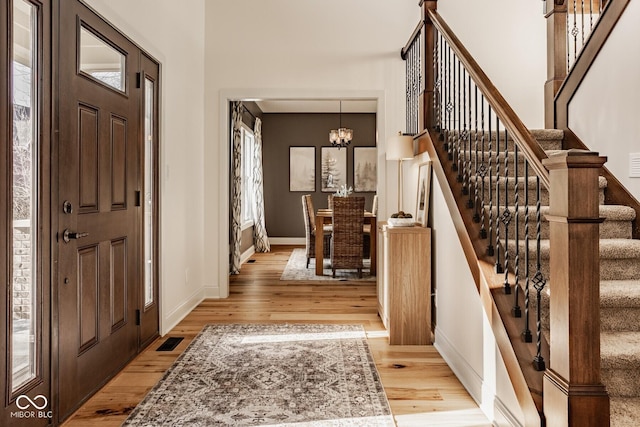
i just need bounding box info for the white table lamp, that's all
[386,133,414,212]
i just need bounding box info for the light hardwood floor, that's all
[62,245,491,426]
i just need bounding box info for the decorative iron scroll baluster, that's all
[439,33,445,140]
[472,85,480,217]
[522,158,533,342]
[487,105,494,256]
[500,128,510,292]
[479,96,488,237]
[461,69,468,190]
[495,117,502,273]
[445,45,453,155]
[581,0,586,46]
[455,59,462,178]
[466,73,474,207]
[572,0,578,64]
[434,32,440,133]
[512,145,521,316]
[533,176,546,371]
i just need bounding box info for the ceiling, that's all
[254,99,377,114]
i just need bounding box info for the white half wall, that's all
[83,0,207,334]
[403,151,526,426]
[569,0,640,201]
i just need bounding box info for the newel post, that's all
[542,150,610,427]
[422,0,437,133]
[544,0,568,128]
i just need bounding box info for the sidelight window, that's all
[143,77,155,307]
[11,0,39,392]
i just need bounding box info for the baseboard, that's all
[269,237,305,245]
[434,329,522,427]
[161,287,205,335]
[434,329,483,402]
[204,284,221,299]
[241,246,255,264]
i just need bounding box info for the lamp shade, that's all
[386,134,414,160]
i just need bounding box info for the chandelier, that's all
[329,100,353,148]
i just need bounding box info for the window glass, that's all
[143,77,155,307]
[79,26,126,91]
[11,0,38,391]
[241,127,254,226]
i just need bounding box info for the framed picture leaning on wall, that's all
[321,147,346,192]
[353,147,377,192]
[289,146,316,191]
[415,161,432,227]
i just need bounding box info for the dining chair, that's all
[302,195,331,268]
[362,194,377,259]
[330,196,365,278]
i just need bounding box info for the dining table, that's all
[315,209,377,276]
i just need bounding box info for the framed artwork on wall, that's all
[321,147,347,192]
[415,161,432,227]
[353,147,377,192]
[289,146,316,192]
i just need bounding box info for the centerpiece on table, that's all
[334,184,353,197]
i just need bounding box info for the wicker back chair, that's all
[330,196,365,278]
[302,195,330,268]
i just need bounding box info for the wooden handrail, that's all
[426,9,551,190]
[401,20,424,60]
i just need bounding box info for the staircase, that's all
[477,130,640,426]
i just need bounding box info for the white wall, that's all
[203,0,421,297]
[403,152,525,426]
[437,0,547,128]
[84,0,207,334]
[569,0,640,201]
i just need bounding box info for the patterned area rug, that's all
[124,324,394,426]
[280,248,375,282]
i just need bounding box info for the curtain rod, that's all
[241,103,257,121]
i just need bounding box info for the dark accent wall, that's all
[262,113,377,238]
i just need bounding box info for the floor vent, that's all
[156,337,184,351]
[247,259,256,263]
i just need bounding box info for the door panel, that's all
[57,0,140,420]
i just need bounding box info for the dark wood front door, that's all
[56,0,153,420]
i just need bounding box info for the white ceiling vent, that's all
[630,153,640,178]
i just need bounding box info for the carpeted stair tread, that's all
[601,331,640,370]
[601,280,640,308]
[611,397,640,427]
[510,238,640,259]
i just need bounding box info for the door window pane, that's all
[79,26,126,91]
[143,77,155,307]
[12,0,38,391]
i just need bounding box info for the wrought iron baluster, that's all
[479,96,488,238]
[466,73,474,207]
[572,0,579,65]
[522,158,533,342]
[461,68,468,187]
[433,31,439,133]
[455,58,462,177]
[447,45,454,159]
[495,117,502,273]
[472,85,480,219]
[487,105,494,256]
[581,0,585,46]
[512,145,521,315]
[533,176,547,371]
[500,128,510,291]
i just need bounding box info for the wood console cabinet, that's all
[378,223,431,345]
